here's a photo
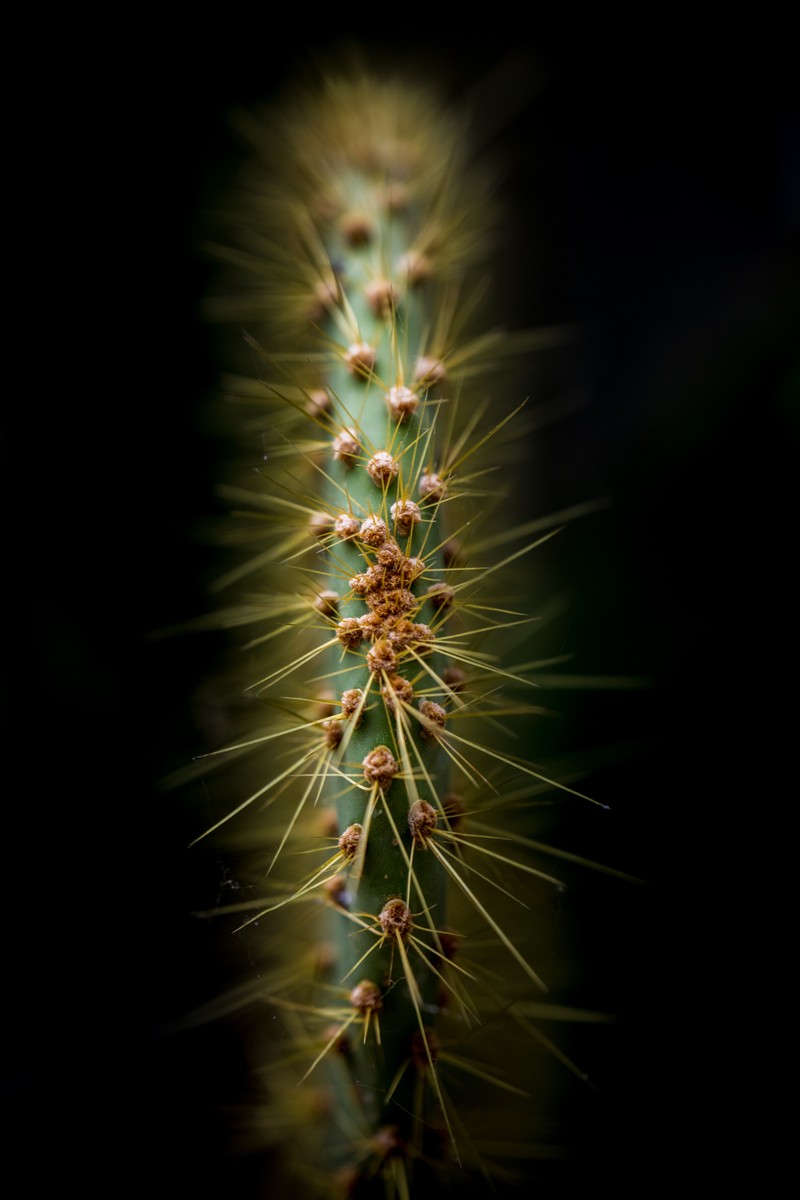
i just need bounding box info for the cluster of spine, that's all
[197,71,595,1199]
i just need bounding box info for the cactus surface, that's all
[189,62,626,1199]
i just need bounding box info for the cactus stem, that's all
[392,932,460,1164]
[181,66,646,1192]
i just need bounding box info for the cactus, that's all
[186,61,635,1199]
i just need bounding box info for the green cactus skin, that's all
[190,66,632,1200]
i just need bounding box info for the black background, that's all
[8,27,797,1198]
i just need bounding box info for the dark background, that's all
[8,29,796,1197]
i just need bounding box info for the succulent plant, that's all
[185,61,637,1199]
